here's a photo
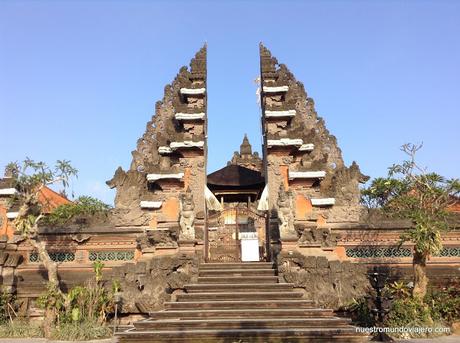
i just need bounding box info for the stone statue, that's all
[4,163,19,178]
[277,185,296,239]
[179,187,195,240]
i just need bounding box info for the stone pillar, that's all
[107,46,208,260]
[259,44,368,256]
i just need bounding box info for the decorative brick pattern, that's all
[29,251,75,263]
[346,247,412,258]
[88,250,134,262]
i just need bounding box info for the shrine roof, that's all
[207,165,264,187]
[38,186,72,213]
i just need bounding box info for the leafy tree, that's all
[9,158,77,337]
[362,144,460,299]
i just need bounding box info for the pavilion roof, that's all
[207,165,264,187]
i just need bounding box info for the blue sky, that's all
[1,0,459,204]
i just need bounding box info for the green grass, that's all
[51,320,112,341]
[0,320,44,338]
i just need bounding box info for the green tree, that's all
[362,144,460,299]
[9,158,77,337]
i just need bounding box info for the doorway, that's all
[206,207,266,262]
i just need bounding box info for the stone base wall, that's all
[112,254,199,314]
[3,223,460,319]
[277,251,370,308]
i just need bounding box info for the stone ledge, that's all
[140,201,163,209]
[170,141,205,150]
[0,188,17,196]
[265,109,296,118]
[158,146,173,154]
[263,85,289,93]
[299,143,315,151]
[288,171,326,179]
[158,141,205,154]
[147,173,184,182]
[267,138,303,147]
[174,112,205,120]
[180,87,206,95]
[6,212,19,219]
[311,198,335,206]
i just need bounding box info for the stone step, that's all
[199,268,276,277]
[199,262,274,270]
[164,299,315,310]
[176,291,303,302]
[133,317,352,331]
[118,327,368,343]
[149,308,334,319]
[197,276,279,284]
[185,283,293,293]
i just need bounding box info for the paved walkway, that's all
[0,335,459,342]
[0,339,116,343]
[396,336,460,343]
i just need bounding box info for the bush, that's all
[0,320,43,338]
[0,292,10,324]
[426,283,460,324]
[37,261,116,328]
[43,196,111,226]
[343,297,375,327]
[384,296,449,339]
[50,320,112,341]
[0,292,17,325]
[347,280,457,339]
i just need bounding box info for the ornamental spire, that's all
[240,134,252,157]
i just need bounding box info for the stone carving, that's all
[4,164,19,178]
[136,229,178,252]
[277,251,370,308]
[299,227,341,247]
[277,185,296,239]
[112,254,198,313]
[179,187,195,241]
[71,233,91,244]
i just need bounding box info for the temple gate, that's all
[206,207,266,262]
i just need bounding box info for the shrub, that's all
[61,262,115,325]
[0,292,16,325]
[343,297,375,327]
[43,196,111,226]
[0,292,10,324]
[37,261,116,327]
[426,283,460,324]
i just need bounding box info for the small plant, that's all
[343,297,375,327]
[0,292,15,324]
[36,282,66,322]
[387,281,411,298]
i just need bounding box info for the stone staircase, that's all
[117,262,368,342]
